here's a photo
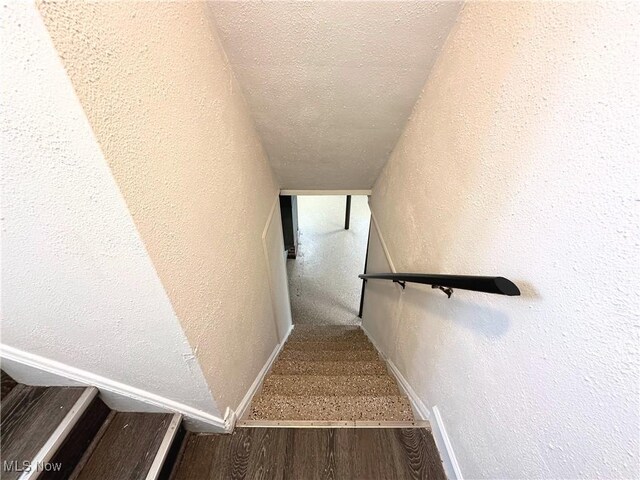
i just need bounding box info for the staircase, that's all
[0,370,182,480]
[0,329,446,479]
[245,325,415,423]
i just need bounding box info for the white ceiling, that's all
[208,1,462,190]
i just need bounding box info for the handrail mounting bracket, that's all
[393,280,406,290]
[432,285,453,298]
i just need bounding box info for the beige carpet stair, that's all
[278,349,379,361]
[270,359,388,376]
[250,395,413,421]
[283,340,374,351]
[260,375,400,396]
[247,325,414,422]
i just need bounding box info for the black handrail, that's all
[358,273,520,297]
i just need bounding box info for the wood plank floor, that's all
[1,371,17,399]
[0,385,85,480]
[45,395,111,480]
[171,428,446,480]
[74,412,172,480]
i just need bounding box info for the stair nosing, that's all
[20,387,98,480]
[237,419,430,429]
[68,410,116,480]
[74,412,176,479]
[144,412,182,480]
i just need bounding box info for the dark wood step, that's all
[1,370,18,400]
[73,412,174,480]
[170,427,446,480]
[0,385,85,480]
[42,393,111,480]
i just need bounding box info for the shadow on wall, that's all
[515,281,539,300]
[401,285,511,339]
[316,229,352,237]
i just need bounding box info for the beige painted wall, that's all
[365,1,639,478]
[263,198,293,342]
[1,2,219,429]
[38,1,285,412]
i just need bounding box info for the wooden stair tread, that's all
[74,412,172,480]
[170,427,446,480]
[0,385,85,480]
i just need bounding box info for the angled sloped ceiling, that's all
[208,1,462,190]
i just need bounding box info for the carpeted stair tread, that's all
[248,326,414,422]
[278,348,379,361]
[289,325,367,342]
[283,339,374,351]
[260,375,400,396]
[249,395,414,421]
[270,359,387,376]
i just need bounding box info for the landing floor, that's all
[287,195,370,326]
[171,427,446,480]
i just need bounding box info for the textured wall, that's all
[1,1,218,417]
[37,1,285,412]
[365,1,639,478]
[264,199,293,341]
[208,1,462,190]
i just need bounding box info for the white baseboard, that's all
[0,321,294,435]
[363,211,462,478]
[385,356,431,421]
[369,209,397,273]
[359,329,463,480]
[432,406,464,480]
[360,326,430,421]
[0,344,227,433]
[232,323,294,424]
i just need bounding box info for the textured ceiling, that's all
[208,1,462,190]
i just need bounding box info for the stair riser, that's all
[44,393,111,480]
[261,375,400,396]
[249,395,414,422]
[1,370,18,399]
[278,349,379,361]
[284,341,374,351]
[271,361,388,376]
[289,331,368,342]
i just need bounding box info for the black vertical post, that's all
[280,195,298,259]
[358,218,371,318]
[344,195,352,230]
